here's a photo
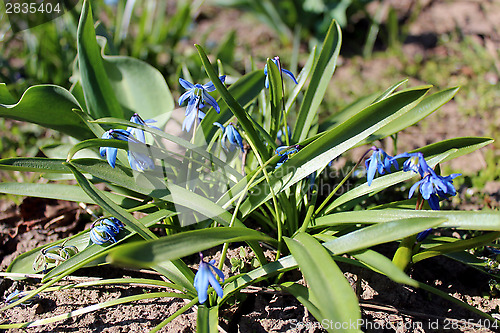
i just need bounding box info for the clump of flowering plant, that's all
[0,2,499,332]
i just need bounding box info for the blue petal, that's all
[428,194,440,210]
[202,91,220,113]
[207,270,224,298]
[179,78,194,90]
[179,90,194,106]
[182,108,197,132]
[416,228,432,242]
[107,147,118,168]
[281,68,298,84]
[203,76,225,92]
[213,122,225,132]
[408,180,421,199]
[194,264,210,303]
[366,156,377,186]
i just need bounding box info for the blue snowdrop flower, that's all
[213,122,244,152]
[194,253,225,304]
[416,228,433,242]
[100,129,155,171]
[100,130,118,168]
[5,289,38,306]
[391,152,430,177]
[408,170,461,211]
[365,147,399,186]
[182,96,207,132]
[89,217,125,245]
[128,113,160,143]
[179,76,226,114]
[264,56,298,89]
[275,145,300,169]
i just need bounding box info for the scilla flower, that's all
[213,122,244,152]
[178,76,226,111]
[264,56,298,89]
[365,147,398,186]
[408,169,461,211]
[391,152,430,177]
[100,129,155,171]
[128,113,159,143]
[194,253,225,304]
[275,145,300,169]
[182,96,206,132]
[89,217,125,245]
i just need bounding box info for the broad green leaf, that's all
[351,249,418,287]
[318,92,378,132]
[322,217,446,255]
[0,157,68,173]
[0,85,93,140]
[315,209,500,231]
[371,79,409,104]
[109,227,275,268]
[0,182,140,207]
[0,83,17,104]
[78,0,123,119]
[292,20,342,143]
[356,87,460,146]
[286,233,361,332]
[413,231,500,263]
[196,44,270,159]
[237,86,431,217]
[417,136,494,163]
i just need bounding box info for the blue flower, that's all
[89,217,125,245]
[194,253,225,304]
[213,122,244,152]
[275,145,299,169]
[365,147,399,186]
[391,152,430,177]
[179,75,226,111]
[128,113,159,143]
[416,228,433,242]
[408,170,461,210]
[100,129,155,171]
[264,56,298,89]
[100,130,118,168]
[5,289,38,306]
[182,96,206,132]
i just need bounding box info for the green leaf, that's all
[0,157,68,173]
[315,209,500,231]
[0,85,93,140]
[351,249,418,287]
[356,87,460,146]
[78,0,123,119]
[109,227,275,268]
[195,44,270,159]
[413,231,500,263]
[322,217,446,255]
[285,233,361,332]
[65,161,157,241]
[292,20,342,143]
[0,182,140,207]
